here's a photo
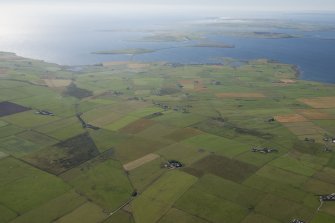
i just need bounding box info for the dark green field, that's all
[0,52,335,223]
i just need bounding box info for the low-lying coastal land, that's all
[0,51,335,223]
[190,42,235,48]
[92,48,156,55]
[140,32,203,42]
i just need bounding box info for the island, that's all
[190,42,235,48]
[92,48,156,55]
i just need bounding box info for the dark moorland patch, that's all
[0,101,31,117]
[24,133,100,175]
[63,83,93,99]
[189,155,259,183]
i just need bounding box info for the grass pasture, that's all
[191,174,265,208]
[182,134,251,158]
[17,130,59,146]
[255,194,313,222]
[0,124,24,138]
[103,116,140,131]
[157,142,209,166]
[115,136,171,164]
[132,171,197,223]
[54,202,108,223]
[128,157,167,192]
[0,135,42,157]
[35,116,85,140]
[60,159,133,211]
[311,212,335,223]
[0,204,17,223]
[188,155,259,183]
[0,120,8,127]
[269,155,317,176]
[89,129,129,152]
[157,208,208,223]
[120,119,156,134]
[103,210,135,223]
[2,110,60,129]
[174,186,248,223]
[0,157,71,214]
[240,213,281,223]
[10,191,86,223]
[164,127,203,142]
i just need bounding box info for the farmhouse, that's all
[36,110,54,116]
[251,147,278,154]
[291,219,306,223]
[320,193,335,201]
[164,160,183,169]
[145,112,163,119]
[211,80,221,85]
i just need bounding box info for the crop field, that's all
[296,109,335,120]
[299,97,335,109]
[275,114,308,123]
[0,52,335,223]
[123,153,160,171]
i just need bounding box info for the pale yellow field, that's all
[296,109,335,120]
[275,114,308,123]
[43,79,72,88]
[299,97,335,108]
[123,153,160,171]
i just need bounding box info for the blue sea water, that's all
[0,8,334,83]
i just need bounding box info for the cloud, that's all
[1,0,335,11]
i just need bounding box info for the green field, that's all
[0,52,334,223]
[131,171,197,223]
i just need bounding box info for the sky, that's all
[1,0,335,12]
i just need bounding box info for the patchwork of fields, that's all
[0,52,335,223]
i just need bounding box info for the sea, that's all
[0,4,334,83]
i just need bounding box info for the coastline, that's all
[1,51,334,85]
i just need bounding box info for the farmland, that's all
[0,51,335,223]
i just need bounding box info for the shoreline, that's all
[1,51,334,84]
